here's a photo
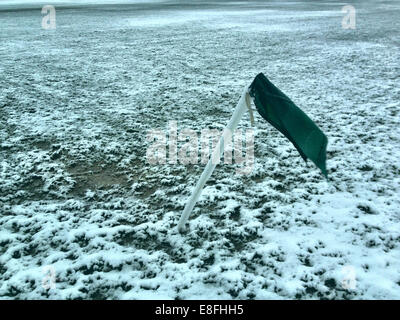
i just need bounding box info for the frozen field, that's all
[0,0,400,299]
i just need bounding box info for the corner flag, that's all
[178,73,328,232]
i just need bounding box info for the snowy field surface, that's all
[1,0,400,299]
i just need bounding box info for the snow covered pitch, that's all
[0,0,399,299]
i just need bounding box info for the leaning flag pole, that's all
[177,87,251,233]
[178,73,328,233]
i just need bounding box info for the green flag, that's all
[249,73,328,177]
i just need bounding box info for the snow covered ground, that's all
[1,0,399,299]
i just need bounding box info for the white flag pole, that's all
[178,86,251,233]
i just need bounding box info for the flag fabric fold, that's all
[249,73,328,177]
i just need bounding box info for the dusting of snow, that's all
[1,0,400,299]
